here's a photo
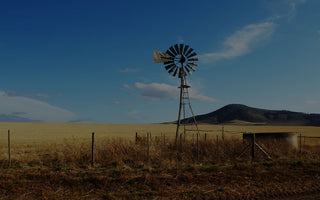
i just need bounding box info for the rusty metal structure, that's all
[153,44,200,140]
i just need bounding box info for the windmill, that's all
[153,44,200,140]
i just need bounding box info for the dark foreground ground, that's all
[0,159,320,199]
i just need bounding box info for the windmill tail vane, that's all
[153,50,170,63]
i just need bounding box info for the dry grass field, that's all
[1,122,320,199]
[1,122,320,144]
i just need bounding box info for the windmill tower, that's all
[153,44,200,140]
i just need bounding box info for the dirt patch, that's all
[1,160,320,199]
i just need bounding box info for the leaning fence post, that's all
[8,129,11,167]
[91,132,95,166]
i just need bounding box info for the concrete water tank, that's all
[243,132,297,148]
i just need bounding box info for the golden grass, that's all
[0,135,320,199]
[1,122,319,165]
[0,122,176,144]
[1,122,320,199]
[1,130,319,169]
[1,122,320,145]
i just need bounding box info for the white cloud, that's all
[113,100,132,105]
[201,0,308,63]
[0,91,77,122]
[289,0,307,10]
[123,84,131,89]
[134,82,178,100]
[189,90,216,102]
[306,100,318,105]
[127,82,215,102]
[287,0,307,19]
[201,22,276,63]
[5,91,49,98]
[266,0,307,21]
[127,110,142,120]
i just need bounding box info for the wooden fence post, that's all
[193,133,195,146]
[197,133,199,161]
[8,129,11,167]
[216,135,219,154]
[147,132,150,164]
[135,132,138,144]
[205,133,207,142]
[222,125,225,141]
[91,132,94,166]
[299,133,302,155]
[180,133,183,152]
[163,133,166,145]
[252,133,255,160]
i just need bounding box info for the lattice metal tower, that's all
[153,44,200,139]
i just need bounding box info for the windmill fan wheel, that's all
[164,44,198,78]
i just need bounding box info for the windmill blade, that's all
[173,67,179,77]
[168,66,177,74]
[166,50,175,58]
[188,62,198,66]
[165,63,175,70]
[164,60,174,65]
[179,44,184,54]
[187,52,197,58]
[174,44,180,55]
[187,65,196,71]
[188,57,198,62]
[169,46,177,55]
[183,45,189,55]
[185,48,194,57]
[184,66,192,75]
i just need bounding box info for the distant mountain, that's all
[0,114,41,122]
[180,104,320,126]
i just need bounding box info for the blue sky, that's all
[0,0,320,123]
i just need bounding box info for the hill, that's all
[182,104,320,126]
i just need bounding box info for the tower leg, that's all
[176,77,184,140]
[184,79,200,135]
